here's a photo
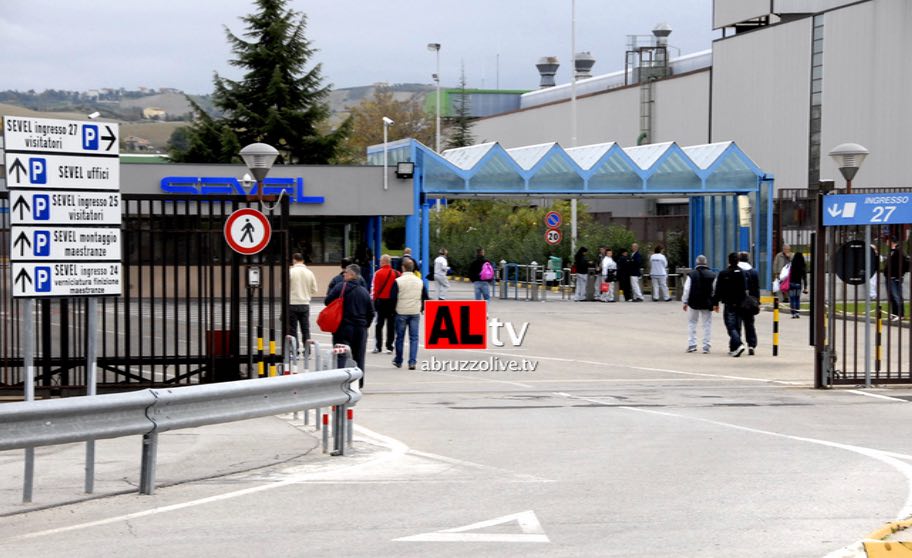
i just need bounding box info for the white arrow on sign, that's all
[394,510,550,543]
[827,204,842,218]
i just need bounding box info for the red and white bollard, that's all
[321,413,329,454]
[347,408,354,448]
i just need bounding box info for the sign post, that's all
[4,115,120,499]
[822,191,912,388]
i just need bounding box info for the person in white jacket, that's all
[649,245,672,301]
[599,249,618,302]
[433,248,450,300]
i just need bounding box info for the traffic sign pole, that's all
[22,299,34,503]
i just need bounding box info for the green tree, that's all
[335,85,434,164]
[172,0,348,163]
[444,64,475,149]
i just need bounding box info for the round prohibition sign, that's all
[544,211,562,228]
[545,228,562,245]
[224,208,272,255]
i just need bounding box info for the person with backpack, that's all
[682,255,716,353]
[468,247,495,301]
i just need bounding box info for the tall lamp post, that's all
[240,142,279,202]
[829,142,871,386]
[382,116,394,191]
[427,43,441,152]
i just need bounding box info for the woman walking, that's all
[788,252,808,318]
[573,247,590,301]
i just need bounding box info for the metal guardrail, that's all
[0,366,362,498]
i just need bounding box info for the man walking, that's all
[738,252,760,355]
[682,255,716,354]
[712,252,748,357]
[371,254,399,354]
[288,253,318,351]
[649,245,672,301]
[390,259,429,370]
[433,248,450,300]
[629,243,644,302]
[887,237,909,321]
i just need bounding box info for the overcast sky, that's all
[0,0,718,94]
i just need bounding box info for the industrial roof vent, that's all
[536,56,560,88]
[625,23,672,85]
[574,52,596,80]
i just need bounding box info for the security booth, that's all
[368,138,774,286]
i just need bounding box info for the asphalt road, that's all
[2,283,912,557]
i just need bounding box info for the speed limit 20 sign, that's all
[545,228,562,245]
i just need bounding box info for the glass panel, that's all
[647,151,702,191]
[528,154,584,191]
[468,151,525,191]
[423,155,466,192]
[588,151,643,191]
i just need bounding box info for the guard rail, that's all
[0,367,362,497]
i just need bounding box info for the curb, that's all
[863,520,912,556]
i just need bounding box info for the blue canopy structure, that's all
[367,139,774,286]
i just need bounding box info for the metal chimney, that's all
[574,51,596,80]
[652,22,672,47]
[536,56,560,88]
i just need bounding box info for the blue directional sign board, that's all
[823,192,912,226]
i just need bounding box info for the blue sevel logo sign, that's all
[823,192,912,226]
[160,176,324,204]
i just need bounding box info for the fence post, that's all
[139,431,159,495]
[772,298,779,356]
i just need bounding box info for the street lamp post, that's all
[238,142,279,379]
[829,142,870,386]
[382,117,394,191]
[427,43,441,153]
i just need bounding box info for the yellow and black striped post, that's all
[257,325,264,377]
[772,297,779,356]
[268,329,277,377]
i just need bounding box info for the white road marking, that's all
[3,423,544,541]
[394,510,549,543]
[846,389,910,403]
[554,391,912,557]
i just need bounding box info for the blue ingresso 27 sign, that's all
[822,192,912,226]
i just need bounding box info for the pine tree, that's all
[445,64,475,149]
[172,0,348,163]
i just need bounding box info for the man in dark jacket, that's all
[738,252,761,355]
[682,255,716,354]
[712,252,748,357]
[887,237,909,320]
[325,264,375,388]
[629,243,644,302]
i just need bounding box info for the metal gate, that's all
[811,186,912,386]
[0,193,289,396]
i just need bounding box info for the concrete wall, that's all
[121,163,414,216]
[711,18,813,188]
[818,1,912,187]
[473,70,710,149]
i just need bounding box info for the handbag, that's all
[317,283,346,333]
[739,272,761,316]
[600,281,609,293]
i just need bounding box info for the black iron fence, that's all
[0,193,289,396]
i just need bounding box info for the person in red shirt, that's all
[371,254,400,353]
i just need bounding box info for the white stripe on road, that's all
[554,391,912,549]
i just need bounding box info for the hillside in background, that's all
[0,83,432,152]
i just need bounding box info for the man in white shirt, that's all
[390,259,429,370]
[289,253,319,350]
[433,248,450,300]
[649,245,672,301]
